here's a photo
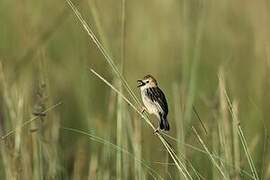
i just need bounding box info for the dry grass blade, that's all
[157,134,192,180]
[61,126,164,180]
[237,124,260,180]
[116,79,123,180]
[192,127,229,180]
[162,131,255,179]
[65,0,140,106]
[192,106,207,135]
[222,83,260,180]
[232,101,241,180]
[218,68,233,176]
[172,84,187,180]
[1,102,62,140]
[116,0,126,178]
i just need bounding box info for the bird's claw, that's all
[154,128,160,134]
[141,107,147,114]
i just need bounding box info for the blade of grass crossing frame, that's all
[65,0,141,107]
[192,127,229,180]
[222,77,259,180]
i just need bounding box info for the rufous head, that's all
[137,75,158,89]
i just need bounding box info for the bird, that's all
[137,75,170,132]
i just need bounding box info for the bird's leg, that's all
[153,118,163,134]
[140,106,147,114]
[154,127,160,134]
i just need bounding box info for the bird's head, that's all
[137,75,158,89]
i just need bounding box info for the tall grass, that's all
[0,0,269,179]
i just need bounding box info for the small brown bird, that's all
[137,75,170,131]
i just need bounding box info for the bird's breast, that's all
[141,90,157,114]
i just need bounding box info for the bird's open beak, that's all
[137,80,145,87]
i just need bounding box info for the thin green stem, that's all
[61,126,164,180]
[192,127,229,180]
[223,84,259,180]
[66,0,141,107]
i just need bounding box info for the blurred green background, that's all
[0,0,270,179]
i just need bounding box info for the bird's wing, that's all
[146,87,168,114]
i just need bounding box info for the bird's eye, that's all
[146,81,149,83]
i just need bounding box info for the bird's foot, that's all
[140,107,147,114]
[154,127,160,134]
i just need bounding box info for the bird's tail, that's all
[160,114,170,131]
